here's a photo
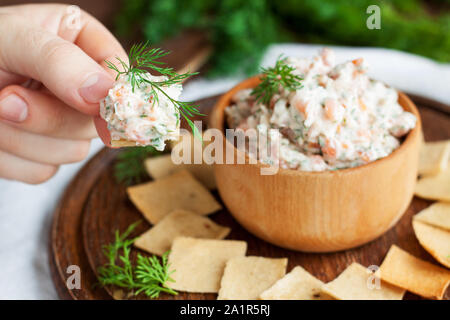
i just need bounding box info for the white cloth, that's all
[0,44,448,300]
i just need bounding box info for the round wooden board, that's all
[50,95,450,300]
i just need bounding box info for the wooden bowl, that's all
[209,76,422,252]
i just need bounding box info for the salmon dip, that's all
[225,49,417,171]
[100,73,182,150]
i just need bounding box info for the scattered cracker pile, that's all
[120,135,450,300]
[413,139,450,271]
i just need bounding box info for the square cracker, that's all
[169,130,215,164]
[418,140,450,176]
[379,245,450,300]
[218,256,287,300]
[170,130,216,189]
[414,168,450,202]
[111,139,137,147]
[413,220,450,268]
[144,154,216,190]
[321,263,405,300]
[414,202,450,231]
[144,155,179,179]
[134,209,230,256]
[127,170,222,224]
[167,237,247,293]
[260,266,329,300]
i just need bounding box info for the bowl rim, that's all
[211,75,422,177]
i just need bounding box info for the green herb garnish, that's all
[105,41,203,139]
[251,57,303,106]
[98,221,177,299]
[114,146,159,185]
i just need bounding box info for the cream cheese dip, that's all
[226,49,417,171]
[100,73,182,151]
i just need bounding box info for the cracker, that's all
[144,154,216,190]
[217,256,287,300]
[413,220,450,268]
[112,289,124,300]
[127,170,222,224]
[321,263,405,300]
[171,131,216,189]
[418,140,450,176]
[414,202,450,231]
[414,168,450,202]
[134,210,230,256]
[111,139,137,147]
[167,237,247,293]
[379,245,450,299]
[144,155,179,179]
[260,266,329,300]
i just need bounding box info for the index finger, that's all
[69,9,128,77]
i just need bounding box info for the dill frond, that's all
[97,221,178,299]
[251,57,303,106]
[114,145,159,185]
[105,41,204,139]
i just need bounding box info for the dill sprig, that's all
[134,253,176,298]
[251,57,303,106]
[105,41,203,139]
[98,221,178,299]
[114,146,160,185]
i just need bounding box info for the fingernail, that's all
[78,73,114,103]
[0,94,28,122]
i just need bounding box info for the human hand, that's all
[0,3,126,183]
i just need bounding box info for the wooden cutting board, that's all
[49,95,450,300]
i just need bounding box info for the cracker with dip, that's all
[100,43,201,149]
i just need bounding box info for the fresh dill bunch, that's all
[135,252,177,298]
[251,57,303,106]
[115,0,450,76]
[105,41,204,139]
[98,221,140,290]
[97,221,177,299]
[114,145,160,185]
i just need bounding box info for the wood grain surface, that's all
[50,95,450,300]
